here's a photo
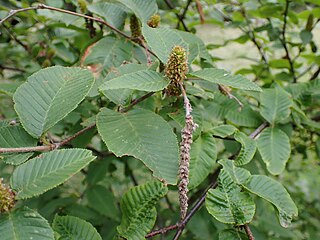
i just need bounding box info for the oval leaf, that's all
[257,127,291,175]
[206,170,255,225]
[86,185,119,220]
[96,108,179,184]
[13,66,94,138]
[0,207,54,240]
[243,175,298,228]
[142,24,189,63]
[189,68,262,92]
[189,134,217,189]
[99,70,169,92]
[53,215,102,240]
[117,181,168,239]
[260,87,292,124]
[117,0,158,22]
[234,131,257,166]
[0,125,37,165]
[11,149,96,199]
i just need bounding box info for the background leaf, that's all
[257,127,291,175]
[189,68,262,92]
[0,207,54,240]
[117,0,158,22]
[117,181,168,239]
[260,87,293,124]
[53,215,102,240]
[99,63,147,105]
[13,66,94,138]
[142,24,188,63]
[85,185,119,220]
[88,2,126,29]
[189,133,217,189]
[11,149,96,199]
[0,125,37,165]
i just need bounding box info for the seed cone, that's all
[0,178,15,213]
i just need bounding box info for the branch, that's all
[281,0,297,83]
[310,66,320,81]
[0,65,25,72]
[195,0,205,24]
[244,224,255,240]
[163,0,190,31]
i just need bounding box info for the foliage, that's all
[0,0,319,239]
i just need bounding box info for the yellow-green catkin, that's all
[165,46,188,83]
[130,15,142,41]
[0,178,15,213]
[164,46,188,96]
[147,14,161,28]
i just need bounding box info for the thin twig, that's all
[195,0,205,24]
[163,0,190,31]
[0,65,25,72]
[120,92,155,113]
[310,66,320,81]
[244,224,255,240]
[281,0,296,83]
[249,122,268,139]
[146,224,179,238]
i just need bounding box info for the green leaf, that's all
[142,24,188,63]
[117,0,158,22]
[88,3,126,29]
[86,185,119,220]
[0,207,54,240]
[219,229,248,240]
[99,70,168,92]
[189,134,217,190]
[243,175,298,228]
[100,63,147,105]
[82,37,133,75]
[117,181,168,239]
[209,124,237,138]
[218,159,252,185]
[175,30,213,65]
[219,160,298,228]
[0,125,37,165]
[234,131,257,166]
[13,66,94,138]
[97,108,179,184]
[53,215,102,240]
[189,68,262,92]
[206,170,255,225]
[226,106,263,127]
[260,87,292,124]
[0,82,21,96]
[257,127,291,175]
[11,149,96,199]
[300,29,313,44]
